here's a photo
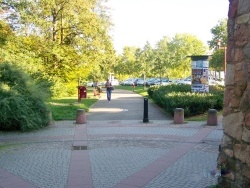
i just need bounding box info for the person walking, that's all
[105,78,112,103]
[132,82,135,91]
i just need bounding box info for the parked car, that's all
[121,78,137,86]
[136,79,145,86]
[86,82,94,87]
[156,78,170,85]
[168,79,181,84]
[111,79,119,86]
[177,77,192,85]
[86,81,106,87]
[215,79,225,86]
[146,78,158,86]
[120,79,131,85]
[177,76,223,86]
[120,79,127,85]
[209,78,217,86]
[151,78,161,85]
[86,81,99,87]
[123,79,134,86]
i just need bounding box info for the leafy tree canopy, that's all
[208,18,228,72]
[208,18,227,49]
[0,0,116,97]
[115,33,208,79]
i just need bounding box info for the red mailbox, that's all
[78,86,87,102]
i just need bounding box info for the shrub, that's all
[148,84,224,117]
[148,84,191,97]
[49,77,78,98]
[0,62,50,131]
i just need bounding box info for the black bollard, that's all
[143,98,149,123]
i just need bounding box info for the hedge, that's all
[148,84,224,117]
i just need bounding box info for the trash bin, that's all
[78,86,87,102]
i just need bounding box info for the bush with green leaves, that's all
[0,62,50,131]
[148,84,224,117]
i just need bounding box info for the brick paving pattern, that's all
[0,89,222,188]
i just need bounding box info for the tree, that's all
[137,42,154,80]
[153,36,173,79]
[155,34,207,78]
[208,18,228,74]
[209,50,224,77]
[116,34,207,80]
[0,0,115,97]
[116,46,138,77]
[208,18,227,49]
[0,20,13,47]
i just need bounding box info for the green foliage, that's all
[148,84,224,117]
[47,97,97,120]
[208,18,228,50]
[207,18,228,72]
[0,0,116,98]
[116,34,208,79]
[0,20,13,46]
[210,49,225,72]
[148,84,190,98]
[0,62,50,131]
[0,2,228,98]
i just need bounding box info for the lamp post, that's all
[143,70,146,90]
[143,60,147,90]
[217,39,227,76]
[156,58,163,85]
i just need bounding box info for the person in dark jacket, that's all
[105,79,112,102]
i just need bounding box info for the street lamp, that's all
[217,39,227,76]
[109,72,114,80]
[156,57,163,85]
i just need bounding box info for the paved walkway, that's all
[0,89,223,188]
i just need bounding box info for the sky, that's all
[106,0,229,54]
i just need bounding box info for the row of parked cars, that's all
[120,78,142,86]
[120,77,225,86]
[120,78,173,86]
[87,76,224,88]
[86,79,119,87]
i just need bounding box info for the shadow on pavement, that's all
[86,89,172,121]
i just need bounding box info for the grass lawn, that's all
[186,110,222,121]
[47,87,99,120]
[47,85,149,121]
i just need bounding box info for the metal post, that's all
[224,47,227,75]
[143,72,146,90]
[78,78,81,103]
[217,39,227,76]
[143,98,149,123]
